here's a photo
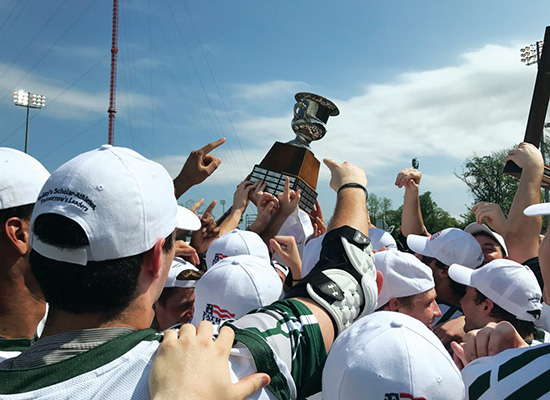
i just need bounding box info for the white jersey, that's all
[461,342,550,399]
[0,299,320,400]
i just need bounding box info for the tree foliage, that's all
[367,191,460,235]
[455,148,519,218]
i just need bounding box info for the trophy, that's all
[504,25,550,188]
[250,92,340,214]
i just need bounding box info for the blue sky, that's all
[1,1,549,221]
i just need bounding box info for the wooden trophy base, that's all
[250,142,320,214]
[504,161,550,188]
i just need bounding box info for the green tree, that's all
[419,191,461,232]
[455,148,519,221]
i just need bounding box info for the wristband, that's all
[337,182,367,198]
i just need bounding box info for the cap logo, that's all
[213,252,228,265]
[428,232,441,241]
[37,188,97,212]
[384,394,427,400]
[202,303,235,325]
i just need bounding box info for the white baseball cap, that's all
[464,222,508,256]
[449,259,542,322]
[0,148,50,210]
[191,254,284,325]
[525,202,550,216]
[369,227,397,251]
[276,208,314,257]
[30,145,200,265]
[322,311,465,400]
[407,228,483,268]
[205,229,270,269]
[164,257,200,288]
[374,249,435,308]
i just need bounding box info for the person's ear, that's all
[143,238,166,278]
[4,217,29,255]
[388,297,400,312]
[483,298,494,315]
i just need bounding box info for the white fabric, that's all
[449,259,542,322]
[368,227,397,251]
[462,343,550,400]
[164,257,199,288]
[407,228,483,268]
[30,145,199,265]
[322,311,465,400]
[374,249,435,308]
[191,255,283,325]
[205,229,270,269]
[301,234,324,278]
[276,208,314,257]
[0,148,49,210]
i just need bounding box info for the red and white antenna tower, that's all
[107,0,119,145]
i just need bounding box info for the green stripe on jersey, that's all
[229,325,291,400]
[498,343,550,381]
[0,337,32,352]
[505,368,550,399]
[468,370,490,400]
[0,328,160,394]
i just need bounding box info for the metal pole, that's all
[24,96,30,154]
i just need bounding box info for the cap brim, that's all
[406,234,431,256]
[176,206,201,231]
[448,264,474,286]
[524,203,550,217]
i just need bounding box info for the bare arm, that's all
[395,168,429,236]
[503,142,543,263]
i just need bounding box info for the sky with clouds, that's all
[1,0,549,221]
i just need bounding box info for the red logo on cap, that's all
[384,394,427,400]
[213,253,228,264]
[429,232,441,241]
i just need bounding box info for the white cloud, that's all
[0,63,154,121]
[211,42,536,218]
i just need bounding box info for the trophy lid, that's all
[294,92,340,124]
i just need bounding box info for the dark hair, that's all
[0,203,34,230]
[422,255,466,299]
[30,213,174,321]
[157,269,203,307]
[473,289,534,339]
[472,231,507,256]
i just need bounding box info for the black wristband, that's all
[337,182,367,198]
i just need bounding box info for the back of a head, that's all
[29,145,199,318]
[0,147,50,211]
[322,311,465,400]
[206,229,270,269]
[374,249,434,309]
[192,254,283,325]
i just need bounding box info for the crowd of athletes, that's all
[1,137,550,399]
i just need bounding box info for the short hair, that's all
[472,231,506,256]
[473,289,534,339]
[30,213,174,321]
[422,255,466,299]
[157,269,203,307]
[0,203,34,230]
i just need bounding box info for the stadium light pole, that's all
[520,41,549,202]
[13,90,45,153]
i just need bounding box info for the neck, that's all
[41,299,155,337]
[0,258,46,339]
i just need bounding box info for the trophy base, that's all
[250,165,317,214]
[504,160,550,188]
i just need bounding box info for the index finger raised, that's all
[200,137,226,154]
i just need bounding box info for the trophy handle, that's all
[294,102,310,122]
